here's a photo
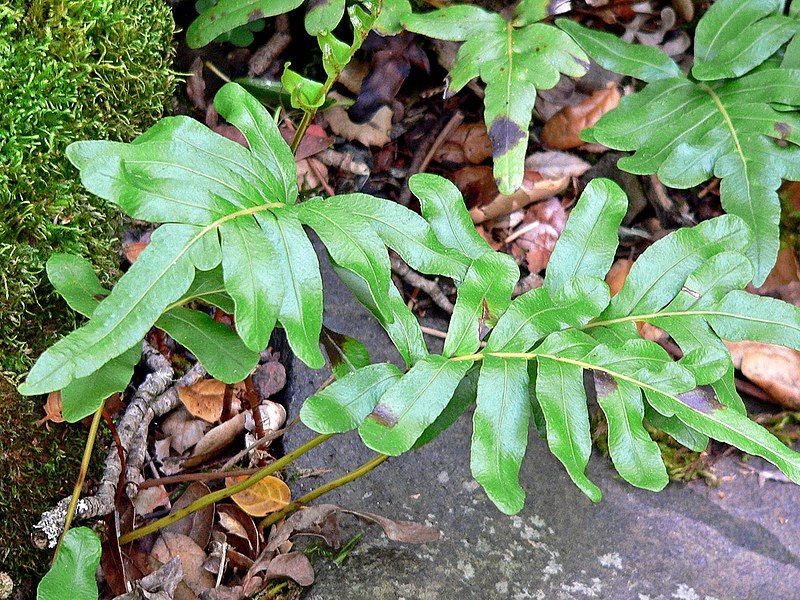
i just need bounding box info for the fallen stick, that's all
[31,343,205,549]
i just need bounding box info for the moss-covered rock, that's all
[0,0,176,378]
[0,0,174,591]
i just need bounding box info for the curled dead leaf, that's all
[508,198,567,274]
[226,475,291,517]
[164,482,215,550]
[133,485,170,518]
[263,552,314,587]
[434,123,492,165]
[326,93,392,147]
[184,411,247,468]
[162,407,211,454]
[726,341,800,410]
[151,532,216,596]
[541,83,621,150]
[37,391,65,426]
[178,378,227,423]
[525,151,591,180]
[468,170,569,224]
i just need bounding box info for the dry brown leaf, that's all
[726,341,800,410]
[115,556,183,600]
[263,552,314,587]
[185,412,247,467]
[433,123,492,165]
[217,504,261,559]
[508,198,567,274]
[467,170,570,224]
[37,391,65,426]
[164,482,215,550]
[178,379,227,423]
[162,407,211,454]
[326,93,392,147]
[541,83,621,150]
[525,151,591,180]
[296,157,330,192]
[151,532,216,596]
[133,485,170,518]
[225,475,291,517]
[124,241,149,264]
[606,258,633,296]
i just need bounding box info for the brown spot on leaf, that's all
[593,371,618,398]
[306,0,330,9]
[247,9,264,22]
[571,54,591,71]
[370,404,397,427]
[677,386,723,414]
[488,117,526,158]
[775,122,791,146]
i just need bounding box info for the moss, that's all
[0,377,101,594]
[0,0,176,380]
[591,409,717,484]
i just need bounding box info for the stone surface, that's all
[283,245,800,599]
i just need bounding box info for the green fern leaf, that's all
[557,6,800,284]
[403,4,588,195]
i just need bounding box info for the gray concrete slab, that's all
[282,243,800,600]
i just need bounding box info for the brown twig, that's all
[119,434,333,545]
[390,255,454,314]
[419,110,464,173]
[138,467,264,490]
[259,454,389,529]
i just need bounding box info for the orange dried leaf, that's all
[606,258,633,297]
[178,379,227,423]
[123,241,149,264]
[726,341,800,410]
[434,123,492,165]
[226,475,291,517]
[541,84,621,150]
[37,391,65,426]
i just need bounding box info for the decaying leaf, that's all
[164,482,215,550]
[541,83,621,150]
[262,552,314,587]
[468,171,569,224]
[133,485,170,518]
[509,198,567,274]
[217,503,261,559]
[186,412,247,467]
[178,378,227,423]
[162,407,211,454]
[151,532,216,596]
[114,556,183,600]
[326,93,392,147]
[525,151,591,180]
[226,475,291,517]
[37,391,65,426]
[726,341,800,410]
[434,123,492,165]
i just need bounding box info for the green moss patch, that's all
[0,0,176,379]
